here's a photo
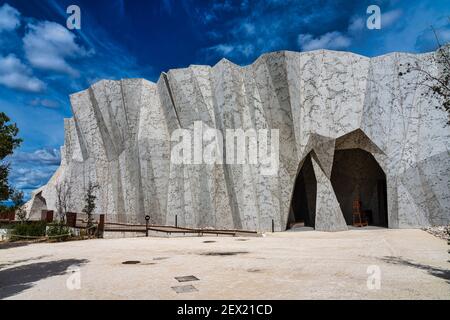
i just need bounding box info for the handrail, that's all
[103,222,257,234]
[104,221,193,230]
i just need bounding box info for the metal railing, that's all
[103,221,258,237]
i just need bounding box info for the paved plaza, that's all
[0,229,449,299]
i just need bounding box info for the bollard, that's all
[272,219,275,233]
[145,215,150,237]
[175,215,178,228]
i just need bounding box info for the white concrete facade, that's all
[27,49,450,231]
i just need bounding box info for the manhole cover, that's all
[171,285,198,294]
[153,257,169,261]
[203,240,216,243]
[236,239,249,241]
[175,275,200,282]
[122,260,141,264]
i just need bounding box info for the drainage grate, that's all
[175,275,200,282]
[171,285,198,294]
[122,260,141,264]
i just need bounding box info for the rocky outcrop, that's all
[27,49,450,231]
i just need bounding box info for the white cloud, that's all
[233,22,256,36]
[0,3,20,32]
[0,54,46,92]
[206,43,255,59]
[197,0,234,24]
[31,98,59,108]
[198,0,355,63]
[200,11,216,24]
[208,44,235,55]
[382,9,402,28]
[10,148,61,165]
[211,0,233,12]
[348,17,365,34]
[23,21,89,76]
[9,166,57,191]
[415,20,450,51]
[298,31,352,51]
[8,148,60,196]
[238,44,255,57]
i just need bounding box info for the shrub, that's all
[10,189,26,222]
[0,223,13,229]
[47,222,72,242]
[10,221,46,241]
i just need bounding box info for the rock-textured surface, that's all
[27,49,450,231]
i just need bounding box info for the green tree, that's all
[10,188,26,222]
[0,112,22,203]
[82,182,99,234]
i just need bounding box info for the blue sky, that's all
[0,0,449,199]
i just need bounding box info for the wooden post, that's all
[145,215,150,237]
[98,214,105,238]
[66,212,77,228]
[41,210,53,222]
[47,210,53,223]
[41,210,47,221]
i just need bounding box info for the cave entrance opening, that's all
[287,153,317,230]
[330,148,388,228]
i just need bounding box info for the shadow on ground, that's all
[380,256,450,284]
[0,259,88,299]
[0,255,52,270]
[0,241,40,250]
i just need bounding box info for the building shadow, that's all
[0,255,52,270]
[0,241,36,250]
[0,259,88,299]
[379,256,450,284]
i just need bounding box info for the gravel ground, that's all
[422,226,450,241]
[0,228,449,300]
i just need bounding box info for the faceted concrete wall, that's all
[26,49,450,231]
